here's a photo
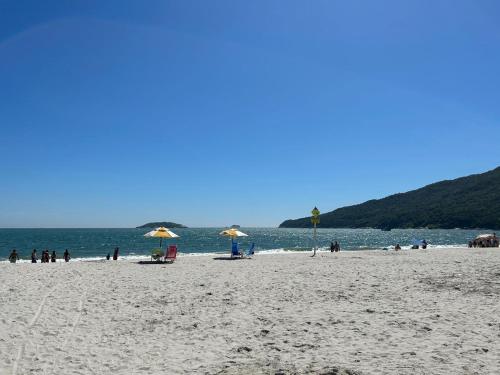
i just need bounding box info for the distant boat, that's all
[230,225,241,229]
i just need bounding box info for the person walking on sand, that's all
[334,241,340,252]
[43,250,50,263]
[112,247,119,261]
[51,251,56,263]
[330,241,335,253]
[63,249,70,262]
[31,249,38,263]
[9,249,19,263]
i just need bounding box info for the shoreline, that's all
[0,245,471,264]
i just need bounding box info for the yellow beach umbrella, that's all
[144,227,180,248]
[219,228,248,238]
[220,228,248,254]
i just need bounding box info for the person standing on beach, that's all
[51,251,57,263]
[330,242,335,252]
[9,249,19,263]
[63,249,70,262]
[113,247,119,260]
[334,241,340,252]
[31,249,38,263]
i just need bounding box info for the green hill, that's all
[280,167,500,230]
[136,222,187,229]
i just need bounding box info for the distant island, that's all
[280,166,500,230]
[136,222,187,229]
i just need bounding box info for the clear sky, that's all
[1,0,499,228]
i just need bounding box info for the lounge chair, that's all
[151,248,164,261]
[164,245,178,263]
[246,243,255,257]
[231,240,243,258]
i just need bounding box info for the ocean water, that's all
[0,227,487,262]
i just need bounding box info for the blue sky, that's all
[1,0,499,227]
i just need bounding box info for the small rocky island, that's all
[136,222,187,229]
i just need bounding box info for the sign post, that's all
[311,206,320,257]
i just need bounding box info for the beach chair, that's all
[246,243,255,258]
[164,245,178,263]
[231,240,242,258]
[151,248,164,261]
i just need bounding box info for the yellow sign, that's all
[311,207,320,225]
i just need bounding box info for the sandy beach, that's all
[1,247,499,374]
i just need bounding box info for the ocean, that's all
[0,227,487,262]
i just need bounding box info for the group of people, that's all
[8,248,71,263]
[468,234,499,248]
[411,239,428,249]
[394,239,428,251]
[7,247,120,264]
[330,241,340,252]
[107,247,120,261]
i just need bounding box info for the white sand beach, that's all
[1,247,499,374]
